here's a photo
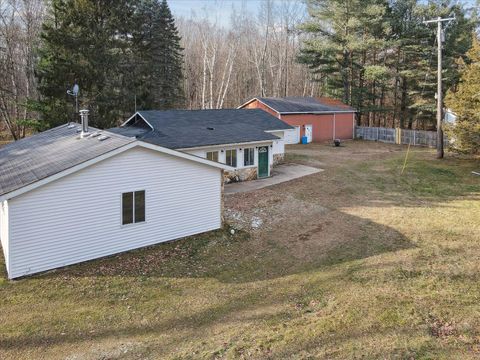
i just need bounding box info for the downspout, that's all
[333,113,336,140]
[220,170,224,227]
[352,112,355,139]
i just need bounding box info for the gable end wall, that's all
[242,100,280,118]
[7,146,222,278]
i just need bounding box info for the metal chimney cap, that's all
[80,109,89,138]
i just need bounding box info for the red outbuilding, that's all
[239,97,356,144]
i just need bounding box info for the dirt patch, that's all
[224,141,417,262]
[225,192,328,232]
[427,315,457,339]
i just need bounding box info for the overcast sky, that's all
[168,0,478,27]
[169,0,292,26]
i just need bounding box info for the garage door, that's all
[283,126,300,144]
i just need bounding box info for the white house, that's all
[109,109,293,182]
[0,111,231,279]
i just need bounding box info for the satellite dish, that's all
[66,82,80,117]
[72,84,79,96]
[67,82,79,96]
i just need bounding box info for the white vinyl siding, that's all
[269,131,286,155]
[0,200,9,274]
[7,146,222,279]
[283,127,300,144]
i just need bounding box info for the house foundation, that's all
[273,153,284,165]
[224,167,258,183]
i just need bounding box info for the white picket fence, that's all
[355,126,448,148]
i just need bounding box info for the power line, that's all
[420,35,437,98]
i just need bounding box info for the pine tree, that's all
[298,0,391,124]
[133,0,184,110]
[404,1,476,130]
[149,0,184,109]
[37,0,184,127]
[37,0,142,128]
[445,34,480,154]
[298,0,476,129]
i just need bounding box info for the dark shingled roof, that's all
[108,109,293,149]
[255,96,355,113]
[0,124,134,197]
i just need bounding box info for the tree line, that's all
[1,0,184,135]
[0,0,478,143]
[299,0,478,130]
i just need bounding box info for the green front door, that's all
[258,146,269,178]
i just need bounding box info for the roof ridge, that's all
[252,96,354,113]
[138,108,262,113]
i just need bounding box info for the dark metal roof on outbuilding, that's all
[0,125,134,197]
[109,109,293,149]
[248,97,355,114]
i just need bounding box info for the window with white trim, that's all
[122,190,145,225]
[225,149,237,167]
[244,148,254,166]
[206,151,219,162]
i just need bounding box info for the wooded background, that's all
[0,0,478,140]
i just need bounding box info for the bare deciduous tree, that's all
[178,0,319,110]
[0,0,44,139]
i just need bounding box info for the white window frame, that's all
[121,190,146,226]
[206,150,219,162]
[225,149,237,167]
[243,147,255,167]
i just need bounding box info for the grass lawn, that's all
[0,141,479,359]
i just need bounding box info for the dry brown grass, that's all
[0,140,479,359]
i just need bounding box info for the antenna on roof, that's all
[66,80,80,123]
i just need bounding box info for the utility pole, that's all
[423,16,454,159]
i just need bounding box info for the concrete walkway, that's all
[225,163,322,195]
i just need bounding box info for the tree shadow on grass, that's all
[8,207,414,285]
[0,245,416,355]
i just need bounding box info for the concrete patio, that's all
[225,163,322,194]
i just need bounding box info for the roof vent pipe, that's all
[80,109,89,137]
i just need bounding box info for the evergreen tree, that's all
[37,0,140,128]
[298,0,476,129]
[445,34,480,154]
[405,1,475,130]
[140,0,183,109]
[298,0,392,123]
[36,0,184,128]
